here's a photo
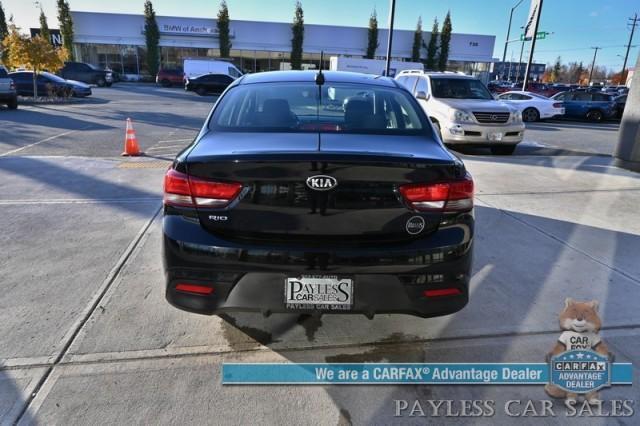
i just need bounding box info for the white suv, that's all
[396,70,525,155]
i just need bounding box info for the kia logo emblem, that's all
[306,175,337,191]
[491,114,499,121]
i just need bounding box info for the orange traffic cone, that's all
[121,118,142,156]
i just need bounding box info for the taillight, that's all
[175,283,214,295]
[423,288,462,298]
[9,81,15,90]
[164,168,242,208]
[399,175,474,212]
[552,102,563,108]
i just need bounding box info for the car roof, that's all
[238,70,398,88]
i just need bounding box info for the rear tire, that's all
[96,77,106,87]
[586,109,603,122]
[522,107,539,122]
[160,79,171,87]
[490,145,516,155]
[7,97,18,109]
[196,86,207,96]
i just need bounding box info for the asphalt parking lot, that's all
[1,85,639,425]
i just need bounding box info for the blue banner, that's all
[222,363,633,385]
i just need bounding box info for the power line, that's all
[536,44,633,53]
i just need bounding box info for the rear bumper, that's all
[0,92,16,101]
[162,213,473,318]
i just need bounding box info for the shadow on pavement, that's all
[0,157,160,217]
[216,191,638,423]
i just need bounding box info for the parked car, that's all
[551,83,571,93]
[497,91,565,122]
[183,59,242,80]
[163,70,474,318]
[65,79,92,97]
[524,82,558,97]
[396,70,524,155]
[613,94,627,119]
[0,66,18,109]
[185,74,234,95]
[551,90,616,122]
[156,67,184,87]
[58,61,113,87]
[9,71,73,97]
[487,81,511,94]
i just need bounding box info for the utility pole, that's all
[621,13,639,77]
[588,46,600,85]
[502,0,525,63]
[516,39,526,82]
[521,0,543,91]
[384,0,396,77]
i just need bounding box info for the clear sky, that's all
[2,0,639,71]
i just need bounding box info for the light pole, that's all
[621,13,639,76]
[384,0,397,77]
[588,46,600,85]
[521,0,544,91]
[502,0,526,64]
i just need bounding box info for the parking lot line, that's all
[0,126,93,157]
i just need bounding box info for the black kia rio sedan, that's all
[163,70,474,319]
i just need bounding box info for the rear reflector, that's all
[164,168,242,208]
[423,288,462,298]
[175,283,214,295]
[399,175,474,212]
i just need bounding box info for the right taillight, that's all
[553,102,563,108]
[399,174,474,212]
[164,168,242,208]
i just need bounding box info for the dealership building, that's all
[70,11,497,79]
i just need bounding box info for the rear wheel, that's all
[522,107,539,122]
[96,77,106,87]
[7,97,18,110]
[490,145,516,155]
[586,109,603,122]
[196,86,207,96]
[160,79,171,87]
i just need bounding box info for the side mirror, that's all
[416,91,429,100]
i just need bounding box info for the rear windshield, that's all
[209,82,429,135]
[431,78,493,100]
[0,67,7,78]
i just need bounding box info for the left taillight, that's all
[399,174,474,212]
[552,102,563,108]
[163,168,242,208]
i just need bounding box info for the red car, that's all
[156,67,184,87]
[524,82,558,98]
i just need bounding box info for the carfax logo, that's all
[545,298,614,404]
[550,350,610,394]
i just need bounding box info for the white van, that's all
[183,59,243,80]
[329,56,423,77]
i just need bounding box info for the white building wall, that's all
[71,11,495,62]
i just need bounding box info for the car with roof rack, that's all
[396,70,524,155]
